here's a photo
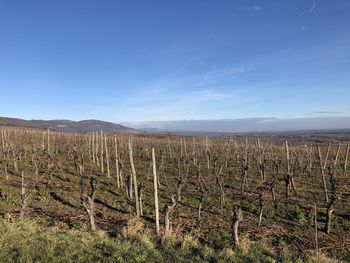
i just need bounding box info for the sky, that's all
[0,0,349,123]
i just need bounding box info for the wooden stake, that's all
[115,134,120,188]
[47,129,50,154]
[152,148,160,236]
[104,134,110,178]
[129,137,140,216]
[100,130,104,174]
[323,143,330,170]
[334,143,341,166]
[92,132,95,163]
[344,144,349,172]
[20,171,28,221]
[314,203,319,252]
[317,144,329,203]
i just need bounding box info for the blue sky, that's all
[0,0,349,122]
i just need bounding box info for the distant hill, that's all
[123,117,350,133]
[0,117,134,133]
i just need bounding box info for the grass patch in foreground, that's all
[0,219,336,263]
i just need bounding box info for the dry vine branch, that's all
[231,206,243,249]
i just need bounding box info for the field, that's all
[0,127,349,262]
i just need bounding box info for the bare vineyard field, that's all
[0,127,350,261]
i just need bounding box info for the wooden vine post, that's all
[104,133,110,178]
[20,171,29,221]
[345,144,349,172]
[314,203,319,252]
[100,130,104,174]
[129,136,140,216]
[152,147,160,236]
[241,137,249,193]
[317,144,329,203]
[114,134,120,188]
[47,129,50,154]
[285,141,291,198]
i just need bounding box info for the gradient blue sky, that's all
[0,0,349,122]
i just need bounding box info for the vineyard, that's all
[0,127,349,262]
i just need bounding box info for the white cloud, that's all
[300,0,317,16]
[115,88,237,122]
[246,5,263,11]
[185,90,234,102]
[256,118,277,123]
[197,67,245,86]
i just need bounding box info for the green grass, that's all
[0,219,161,263]
[0,219,335,263]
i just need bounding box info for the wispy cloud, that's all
[310,1,317,12]
[256,118,277,123]
[312,111,345,114]
[245,5,263,11]
[300,0,317,16]
[197,67,245,86]
[186,90,234,102]
[243,37,350,69]
[115,87,238,121]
